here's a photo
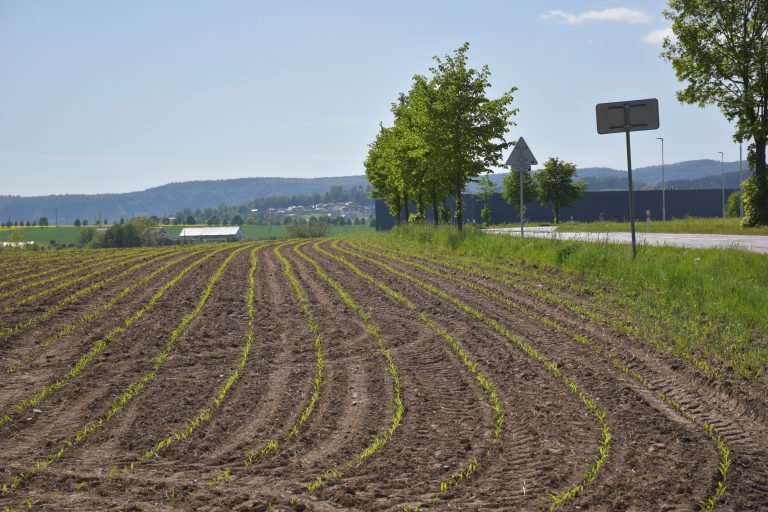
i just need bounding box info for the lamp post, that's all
[739,143,743,218]
[718,151,725,218]
[657,137,666,221]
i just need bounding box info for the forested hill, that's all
[0,176,370,223]
[0,159,748,222]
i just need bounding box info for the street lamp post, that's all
[657,137,666,221]
[718,151,725,218]
[739,143,744,218]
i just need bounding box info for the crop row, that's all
[0,245,230,430]
[1,248,178,314]
[348,240,731,509]
[0,248,150,303]
[0,244,248,497]
[312,242,505,510]
[293,241,404,493]
[330,240,610,510]
[0,247,186,340]
[4,246,210,375]
[0,250,119,291]
[110,244,264,477]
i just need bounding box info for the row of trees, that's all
[365,43,517,230]
[2,217,49,228]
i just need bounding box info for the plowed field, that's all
[1,241,766,511]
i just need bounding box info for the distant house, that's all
[179,226,243,242]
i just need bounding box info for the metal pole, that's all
[657,137,665,221]
[718,151,725,218]
[625,106,637,258]
[739,143,744,218]
[520,149,524,237]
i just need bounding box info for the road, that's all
[485,226,768,254]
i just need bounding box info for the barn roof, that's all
[179,227,242,237]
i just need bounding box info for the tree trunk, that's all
[755,137,766,178]
[432,191,439,227]
[553,205,559,224]
[403,192,410,223]
[455,172,463,231]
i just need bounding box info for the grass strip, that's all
[294,241,404,492]
[108,244,264,477]
[360,225,768,384]
[314,242,505,509]
[4,247,209,374]
[0,245,231,430]
[331,240,609,510]
[0,244,248,497]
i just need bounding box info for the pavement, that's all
[485,226,768,254]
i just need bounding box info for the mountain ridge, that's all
[1,159,751,222]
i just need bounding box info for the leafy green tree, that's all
[231,214,244,226]
[501,167,537,218]
[285,217,330,238]
[533,157,585,224]
[663,1,768,225]
[474,173,497,226]
[726,191,742,218]
[78,228,95,247]
[185,215,195,224]
[365,125,406,224]
[74,219,81,227]
[423,43,517,230]
[38,217,48,226]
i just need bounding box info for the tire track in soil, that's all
[340,240,726,511]
[0,246,239,505]
[302,242,510,511]
[316,241,591,510]
[353,240,768,511]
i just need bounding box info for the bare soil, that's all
[0,241,765,511]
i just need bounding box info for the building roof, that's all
[179,227,242,237]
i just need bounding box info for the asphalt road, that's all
[485,226,768,254]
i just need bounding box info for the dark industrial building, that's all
[375,189,739,230]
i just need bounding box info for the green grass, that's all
[349,224,768,384]
[0,226,84,245]
[552,217,768,235]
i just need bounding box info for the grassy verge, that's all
[350,225,768,385]
[550,217,768,235]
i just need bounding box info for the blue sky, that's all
[0,1,744,196]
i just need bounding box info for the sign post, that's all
[596,98,659,258]
[505,137,537,237]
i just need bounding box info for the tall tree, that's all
[424,43,517,230]
[501,167,537,218]
[365,125,405,224]
[663,1,768,225]
[474,173,497,226]
[533,157,585,224]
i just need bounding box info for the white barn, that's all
[179,226,243,242]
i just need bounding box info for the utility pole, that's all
[657,137,666,221]
[739,143,743,219]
